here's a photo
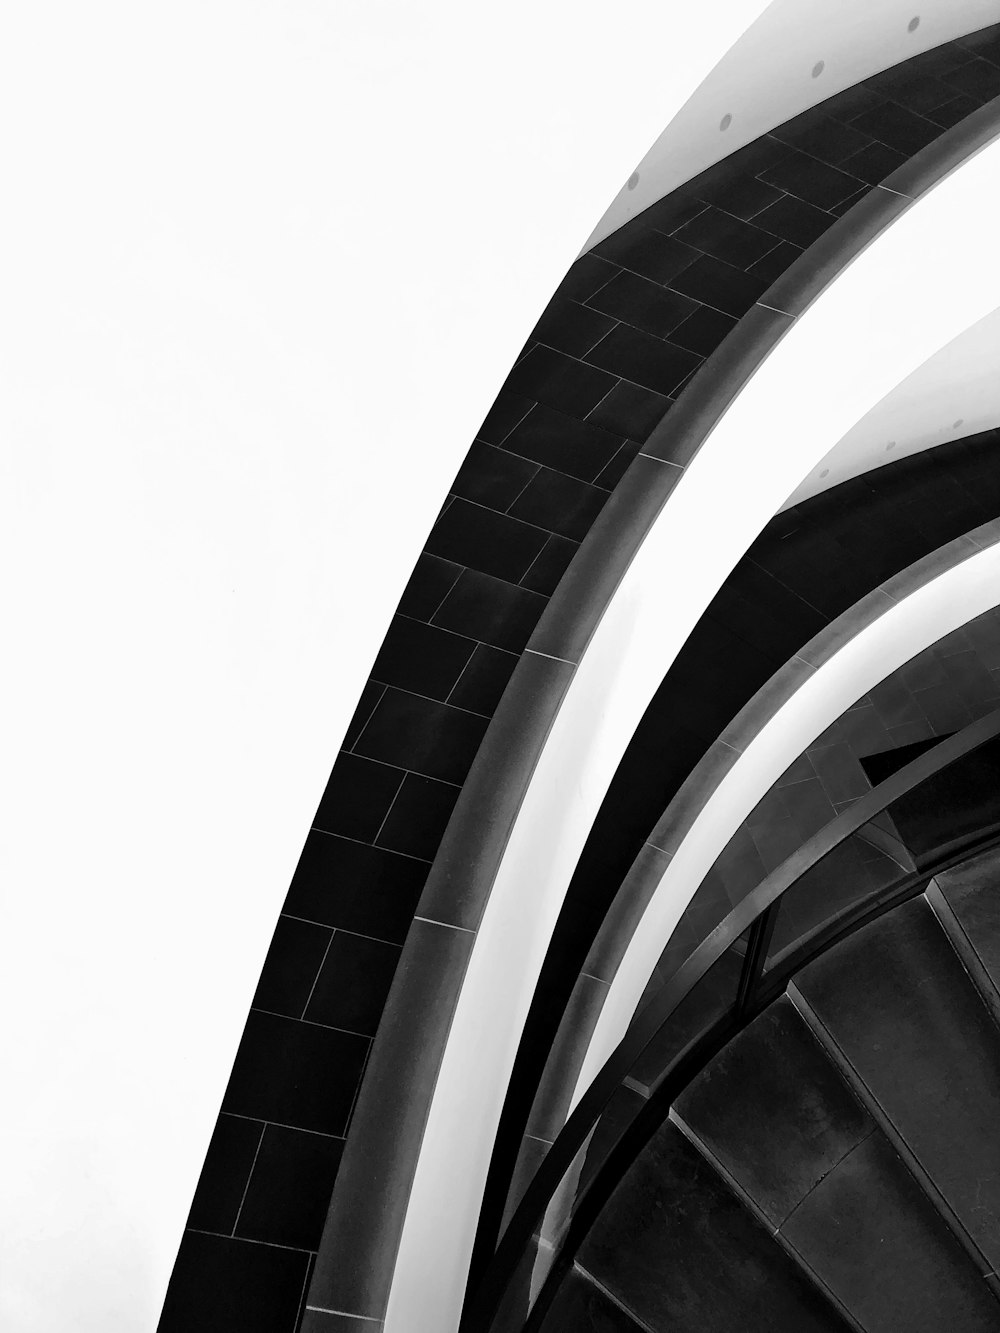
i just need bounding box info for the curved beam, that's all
[573,519,1000,1101]
[518,519,1000,1158]
[311,100,1000,1333]
[479,700,1000,1332]
[485,698,1000,1333]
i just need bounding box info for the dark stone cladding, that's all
[158,24,1000,1332]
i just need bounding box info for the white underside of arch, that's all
[785,303,1000,507]
[385,133,1000,1333]
[587,0,1000,248]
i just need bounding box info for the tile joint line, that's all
[636,450,685,470]
[413,915,475,933]
[306,1307,382,1321]
[525,648,576,665]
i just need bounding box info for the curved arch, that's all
[516,519,1000,1161]
[310,95,1000,1333]
[574,518,1000,1100]
[394,133,1000,1333]
[481,701,1000,1331]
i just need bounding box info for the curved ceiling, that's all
[588,0,1000,248]
[785,303,1000,506]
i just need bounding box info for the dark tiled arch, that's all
[158,24,1000,1333]
[312,85,1000,1333]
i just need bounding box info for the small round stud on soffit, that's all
[720,113,733,131]
[627,171,640,191]
[954,418,965,429]
[908,15,920,32]
[812,60,825,78]
[820,468,830,478]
